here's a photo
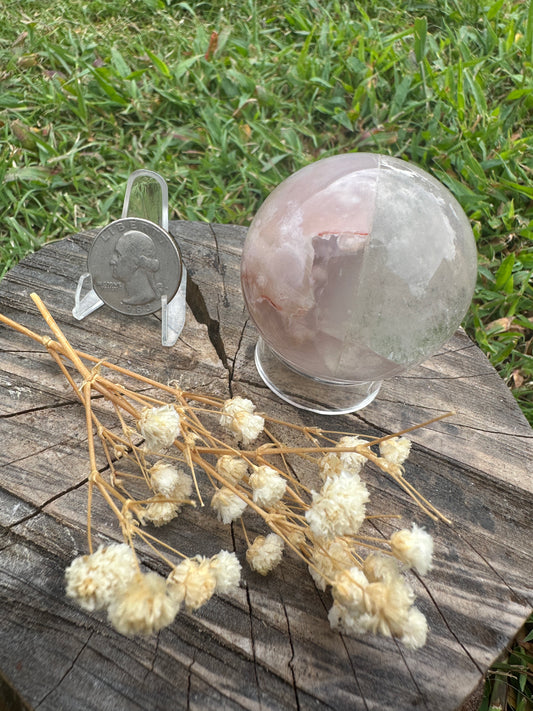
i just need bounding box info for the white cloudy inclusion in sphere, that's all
[241,153,477,383]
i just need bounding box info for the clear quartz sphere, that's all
[241,153,477,414]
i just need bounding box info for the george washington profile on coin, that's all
[88,217,182,316]
[110,230,161,305]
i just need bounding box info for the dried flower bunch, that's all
[0,295,452,648]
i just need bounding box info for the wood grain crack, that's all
[0,540,16,554]
[448,421,533,439]
[245,583,263,710]
[316,589,370,711]
[185,651,251,711]
[450,528,532,608]
[399,371,496,380]
[228,319,249,396]
[0,399,78,419]
[5,475,89,532]
[141,631,160,687]
[280,593,301,711]
[186,651,195,711]
[0,348,55,354]
[430,342,478,357]
[34,630,94,709]
[1,436,86,470]
[231,376,268,392]
[392,637,429,710]
[208,223,229,308]
[416,578,484,674]
[185,274,229,370]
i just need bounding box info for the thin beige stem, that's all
[361,449,450,523]
[110,403,150,488]
[0,311,57,347]
[261,414,322,436]
[0,309,221,407]
[95,474,129,505]
[132,531,177,569]
[349,550,365,565]
[46,348,84,403]
[282,511,308,522]
[98,430,120,486]
[262,427,313,498]
[31,293,92,379]
[184,448,275,522]
[111,471,145,481]
[92,478,126,525]
[136,528,188,562]
[180,442,205,507]
[266,519,329,582]
[91,381,139,419]
[87,479,94,554]
[240,519,251,547]
[84,364,221,406]
[368,411,456,444]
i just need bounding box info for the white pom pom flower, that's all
[249,465,287,508]
[65,543,138,612]
[140,501,179,527]
[216,455,248,485]
[363,553,403,584]
[379,436,411,465]
[305,471,369,540]
[211,487,247,524]
[246,533,284,575]
[331,567,369,612]
[138,405,181,453]
[168,557,217,611]
[150,461,193,503]
[328,601,373,636]
[309,537,354,592]
[317,453,343,479]
[150,461,181,496]
[400,607,428,649]
[361,576,416,637]
[107,571,179,636]
[318,437,368,480]
[338,436,369,473]
[209,550,242,594]
[390,523,434,575]
[220,396,264,445]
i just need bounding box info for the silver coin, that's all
[87,217,182,316]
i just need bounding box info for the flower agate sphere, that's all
[241,154,477,413]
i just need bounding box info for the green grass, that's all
[0,3,532,705]
[480,614,533,711]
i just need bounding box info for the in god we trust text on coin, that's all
[88,217,182,316]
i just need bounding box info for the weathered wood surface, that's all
[0,221,531,711]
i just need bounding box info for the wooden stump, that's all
[0,221,531,711]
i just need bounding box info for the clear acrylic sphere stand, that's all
[255,337,381,415]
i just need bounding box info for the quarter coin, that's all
[87,217,182,316]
